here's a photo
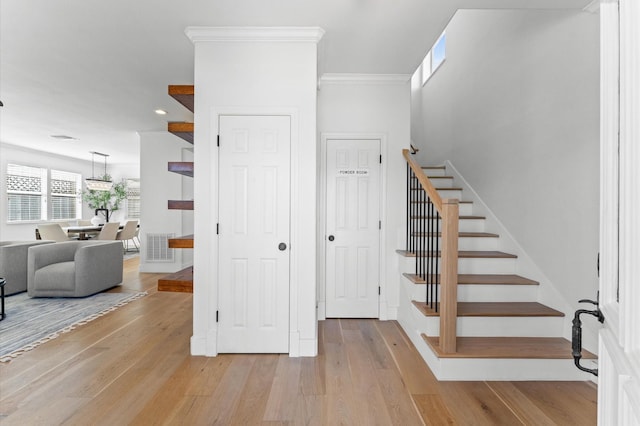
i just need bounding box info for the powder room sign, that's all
[337,169,370,176]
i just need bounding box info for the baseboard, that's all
[297,337,318,357]
[190,335,206,356]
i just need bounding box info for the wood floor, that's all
[0,258,597,425]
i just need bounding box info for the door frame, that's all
[598,0,640,423]
[207,106,300,356]
[318,133,388,320]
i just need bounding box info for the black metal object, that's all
[95,208,110,223]
[328,235,335,242]
[406,165,440,312]
[278,243,287,251]
[572,296,604,376]
[0,278,6,321]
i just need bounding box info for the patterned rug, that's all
[0,291,146,362]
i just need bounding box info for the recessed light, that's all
[155,109,167,115]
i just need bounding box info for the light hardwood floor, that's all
[0,258,597,425]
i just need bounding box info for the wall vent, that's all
[146,233,175,262]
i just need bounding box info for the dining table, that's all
[64,225,104,240]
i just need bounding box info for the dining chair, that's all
[77,220,92,226]
[97,222,120,240]
[37,223,71,242]
[116,220,139,252]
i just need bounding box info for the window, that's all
[421,31,446,85]
[50,170,82,220]
[7,164,47,222]
[6,164,81,222]
[126,178,140,219]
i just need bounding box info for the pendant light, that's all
[85,151,113,191]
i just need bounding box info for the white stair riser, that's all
[405,237,499,251]
[401,256,517,274]
[411,202,474,216]
[435,189,462,199]
[409,303,563,338]
[436,358,595,381]
[408,282,538,303]
[410,218,486,232]
[426,177,454,188]
[422,168,446,177]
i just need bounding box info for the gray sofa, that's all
[0,240,54,295]
[28,241,124,297]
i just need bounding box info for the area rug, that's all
[0,291,146,362]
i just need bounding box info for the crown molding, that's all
[318,73,411,87]
[185,27,325,44]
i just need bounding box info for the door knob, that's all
[328,235,335,241]
[278,243,287,251]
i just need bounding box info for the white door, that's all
[217,115,290,353]
[325,139,381,318]
[598,1,640,424]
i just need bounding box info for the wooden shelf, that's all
[158,266,193,293]
[168,122,194,144]
[168,200,194,210]
[168,162,194,177]
[168,85,194,112]
[169,234,194,249]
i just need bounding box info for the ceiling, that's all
[0,0,591,166]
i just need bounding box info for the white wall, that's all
[317,75,411,319]
[188,28,322,357]
[139,131,193,273]
[0,142,139,240]
[411,10,600,324]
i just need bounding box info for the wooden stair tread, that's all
[421,166,446,170]
[422,334,596,359]
[396,249,517,259]
[168,234,194,249]
[158,266,193,293]
[168,85,194,112]
[412,301,564,317]
[411,232,499,238]
[168,200,194,210]
[168,162,194,177]
[168,122,194,144]
[426,176,453,180]
[403,273,539,286]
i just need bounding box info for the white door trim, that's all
[319,133,388,320]
[598,0,640,423]
[205,106,300,356]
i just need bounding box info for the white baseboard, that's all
[190,335,206,356]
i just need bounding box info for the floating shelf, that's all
[168,200,194,210]
[169,234,194,249]
[168,85,194,112]
[168,162,194,177]
[168,122,194,144]
[158,266,193,293]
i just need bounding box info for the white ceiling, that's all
[0,0,590,165]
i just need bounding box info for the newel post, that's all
[440,198,459,353]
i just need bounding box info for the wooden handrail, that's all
[402,149,443,213]
[402,148,459,354]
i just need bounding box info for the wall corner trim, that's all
[185,26,325,43]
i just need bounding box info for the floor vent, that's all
[146,233,175,262]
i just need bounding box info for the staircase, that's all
[397,155,596,381]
